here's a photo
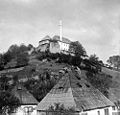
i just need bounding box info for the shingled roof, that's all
[12,84,38,105]
[37,67,114,112]
[53,35,71,44]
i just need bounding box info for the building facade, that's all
[37,35,72,54]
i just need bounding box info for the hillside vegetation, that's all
[1,41,120,113]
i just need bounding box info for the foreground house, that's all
[11,84,38,115]
[37,67,114,115]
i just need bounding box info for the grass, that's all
[0,58,67,81]
[102,67,120,102]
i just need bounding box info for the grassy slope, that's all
[0,58,67,81]
[102,67,120,102]
[1,56,120,103]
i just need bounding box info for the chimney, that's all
[59,20,62,41]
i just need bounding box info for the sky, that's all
[0,0,120,62]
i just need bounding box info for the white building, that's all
[36,35,73,55]
[36,67,114,115]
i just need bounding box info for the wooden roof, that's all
[12,84,38,105]
[37,67,114,112]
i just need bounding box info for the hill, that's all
[102,67,120,103]
[0,52,120,104]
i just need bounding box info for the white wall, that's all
[80,106,113,115]
[10,105,37,115]
[58,41,70,52]
[37,107,113,115]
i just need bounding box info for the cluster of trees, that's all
[107,55,120,69]
[0,75,20,114]
[24,69,57,101]
[0,44,33,70]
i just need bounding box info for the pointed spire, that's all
[59,20,63,41]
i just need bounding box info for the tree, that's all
[0,75,11,91]
[82,54,102,73]
[107,55,120,69]
[48,103,76,115]
[28,44,34,50]
[0,91,20,114]
[69,41,87,57]
[16,52,29,67]
[90,54,102,72]
[0,75,20,114]
[0,54,5,70]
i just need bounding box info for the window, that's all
[59,86,63,89]
[76,83,82,88]
[104,108,109,115]
[98,111,100,115]
[112,106,116,110]
[85,84,90,88]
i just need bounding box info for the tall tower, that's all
[59,20,63,41]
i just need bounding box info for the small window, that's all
[77,83,82,88]
[112,106,116,110]
[59,86,63,89]
[98,111,100,115]
[85,84,90,88]
[104,108,109,115]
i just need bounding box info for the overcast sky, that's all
[0,0,120,62]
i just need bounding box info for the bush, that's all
[47,103,77,115]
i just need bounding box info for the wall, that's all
[58,41,70,52]
[49,42,60,53]
[80,107,113,115]
[10,105,37,115]
[37,44,49,52]
[37,107,113,115]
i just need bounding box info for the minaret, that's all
[59,20,63,41]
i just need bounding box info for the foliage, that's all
[0,75,11,91]
[1,44,30,69]
[86,71,112,97]
[0,75,20,114]
[47,103,76,115]
[114,101,120,110]
[24,71,57,101]
[81,54,102,74]
[0,91,20,114]
[16,52,29,67]
[0,54,5,70]
[107,55,120,69]
[69,41,87,57]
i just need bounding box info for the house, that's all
[10,84,38,115]
[37,67,114,115]
[36,35,73,55]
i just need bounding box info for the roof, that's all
[39,35,51,43]
[12,84,38,105]
[53,35,71,44]
[37,67,114,112]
